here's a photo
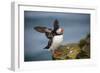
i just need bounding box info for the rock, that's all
[52,43,81,60]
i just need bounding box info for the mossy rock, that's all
[52,43,81,60]
[66,44,81,59]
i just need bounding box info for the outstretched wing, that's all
[44,39,52,49]
[53,19,59,31]
[34,26,52,33]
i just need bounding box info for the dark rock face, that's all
[77,34,90,59]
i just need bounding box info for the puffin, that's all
[34,19,64,53]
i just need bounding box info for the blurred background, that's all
[24,11,90,61]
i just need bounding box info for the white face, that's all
[56,28,64,34]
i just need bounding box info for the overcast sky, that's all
[24,11,90,61]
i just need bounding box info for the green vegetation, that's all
[52,34,90,60]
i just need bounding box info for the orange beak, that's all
[61,28,64,33]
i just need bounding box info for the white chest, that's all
[50,35,63,50]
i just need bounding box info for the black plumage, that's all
[34,19,63,49]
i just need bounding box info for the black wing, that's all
[34,26,52,33]
[44,39,52,49]
[53,19,59,31]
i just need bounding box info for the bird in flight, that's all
[34,19,64,54]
